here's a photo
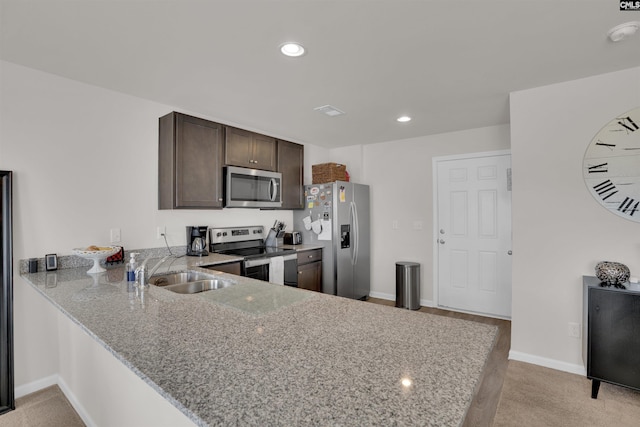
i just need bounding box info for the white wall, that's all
[330,145,364,183]
[361,126,511,302]
[0,60,329,390]
[509,67,640,373]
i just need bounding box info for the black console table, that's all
[583,276,640,399]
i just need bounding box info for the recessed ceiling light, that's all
[397,115,412,123]
[607,21,639,42]
[280,42,306,57]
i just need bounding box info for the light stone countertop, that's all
[21,256,497,426]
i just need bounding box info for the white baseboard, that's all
[368,291,395,301]
[15,375,95,427]
[509,350,586,376]
[57,376,97,427]
[368,291,434,308]
[15,374,58,398]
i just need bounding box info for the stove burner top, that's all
[208,226,295,260]
[217,246,295,259]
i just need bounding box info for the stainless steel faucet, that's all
[135,255,176,287]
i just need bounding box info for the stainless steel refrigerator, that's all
[293,181,370,300]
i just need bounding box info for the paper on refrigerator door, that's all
[303,216,312,230]
[318,219,332,240]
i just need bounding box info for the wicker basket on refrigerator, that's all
[312,163,347,183]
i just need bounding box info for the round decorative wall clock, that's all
[583,107,640,223]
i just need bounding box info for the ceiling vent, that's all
[314,105,345,117]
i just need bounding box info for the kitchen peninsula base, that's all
[20,262,497,426]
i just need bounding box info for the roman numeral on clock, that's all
[587,162,608,173]
[595,141,616,149]
[593,180,618,200]
[618,197,639,216]
[618,116,639,133]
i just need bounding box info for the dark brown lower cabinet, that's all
[583,276,640,399]
[297,249,322,292]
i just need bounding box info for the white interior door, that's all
[436,153,512,318]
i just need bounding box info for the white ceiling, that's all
[1,1,639,148]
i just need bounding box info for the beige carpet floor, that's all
[5,360,640,426]
[0,385,84,427]
[493,360,640,427]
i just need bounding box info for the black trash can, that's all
[395,262,420,310]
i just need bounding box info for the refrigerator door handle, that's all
[350,201,359,265]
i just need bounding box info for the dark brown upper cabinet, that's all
[224,126,277,171]
[277,140,304,210]
[158,112,224,209]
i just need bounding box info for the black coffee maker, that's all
[186,226,208,256]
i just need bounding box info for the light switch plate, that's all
[110,228,121,243]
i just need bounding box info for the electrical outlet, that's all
[412,221,423,230]
[568,322,581,338]
[156,226,166,239]
[392,220,399,230]
[110,228,121,243]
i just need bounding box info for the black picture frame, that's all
[0,171,14,415]
[45,254,57,271]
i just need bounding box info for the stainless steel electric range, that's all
[208,226,298,286]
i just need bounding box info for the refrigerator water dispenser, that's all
[340,224,350,249]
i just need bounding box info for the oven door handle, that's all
[244,258,270,268]
[244,253,297,268]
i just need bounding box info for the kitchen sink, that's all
[149,270,236,294]
[163,279,235,294]
[149,271,211,287]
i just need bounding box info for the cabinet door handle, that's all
[308,255,314,259]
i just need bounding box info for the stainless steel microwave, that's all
[225,166,282,208]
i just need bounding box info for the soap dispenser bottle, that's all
[126,253,139,282]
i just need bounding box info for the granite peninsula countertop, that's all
[21,257,497,426]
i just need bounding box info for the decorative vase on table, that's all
[595,261,630,289]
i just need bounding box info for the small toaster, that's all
[284,231,302,245]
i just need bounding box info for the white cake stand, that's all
[72,246,120,274]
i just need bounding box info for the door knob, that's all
[439,239,445,244]
[440,229,445,234]
[508,250,513,255]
